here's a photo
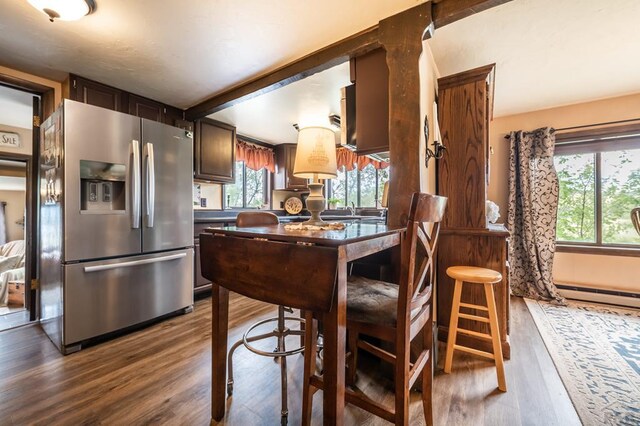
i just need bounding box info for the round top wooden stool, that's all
[443,265,506,392]
[446,265,502,284]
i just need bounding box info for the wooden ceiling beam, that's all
[185,26,380,121]
[431,0,512,29]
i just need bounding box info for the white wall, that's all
[489,93,640,294]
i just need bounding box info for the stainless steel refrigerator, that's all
[40,100,194,354]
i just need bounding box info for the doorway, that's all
[0,84,38,331]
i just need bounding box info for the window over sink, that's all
[327,164,389,208]
[225,161,269,209]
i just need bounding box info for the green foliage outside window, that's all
[555,149,640,246]
[328,164,389,208]
[555,154,596,242]
[225,161,266,209]
[601,150,640,244]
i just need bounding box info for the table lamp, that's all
[293,127,338,225]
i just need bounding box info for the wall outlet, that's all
[200,198,207,208]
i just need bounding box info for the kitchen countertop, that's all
[194,214,383,224]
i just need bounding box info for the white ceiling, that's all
[0,0,423,109]
[0,85,34,129]
[428,0,640,117]
[209,61,350,145]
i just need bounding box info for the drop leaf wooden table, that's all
[200,223,403,425]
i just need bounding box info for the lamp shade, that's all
[293,127,338,179]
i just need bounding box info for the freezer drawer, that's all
[63,249,193,346]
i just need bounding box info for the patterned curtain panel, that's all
[507,127,565,304]
[236,139,276,173]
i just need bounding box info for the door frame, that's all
[0,74,55,322]
[0,152,34,318]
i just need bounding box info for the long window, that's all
[225,161,268,209]
[555,131,640,247]
[327,164,389,208]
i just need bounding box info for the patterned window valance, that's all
[236,139,276,173]
[336,147,389,171]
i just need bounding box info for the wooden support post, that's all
[379,4,434,227]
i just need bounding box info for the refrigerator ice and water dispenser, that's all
[80,160,126,213]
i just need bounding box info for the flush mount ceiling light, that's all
[28,0,96,22]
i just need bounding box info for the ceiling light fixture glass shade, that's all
[28,0,96,22]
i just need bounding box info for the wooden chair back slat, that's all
[200,233,339,312]
[632,207,640,236]
[398,193,447,323]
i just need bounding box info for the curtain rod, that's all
[503,117,640,140]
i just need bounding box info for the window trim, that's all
[555,126,640,254]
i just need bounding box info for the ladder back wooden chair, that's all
[302,193,447,426]
[632,207,640,236]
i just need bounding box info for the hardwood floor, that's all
[0,295,579,425]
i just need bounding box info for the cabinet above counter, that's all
[62,74,186,128]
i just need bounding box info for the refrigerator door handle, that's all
[131,140,141,229]
[144,142,155,228]
[83,253,187,273]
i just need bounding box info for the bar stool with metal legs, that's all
[226,211,305,425]
[443,265,506,392]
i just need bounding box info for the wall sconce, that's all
[424,115,446,168]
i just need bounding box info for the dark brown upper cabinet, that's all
[67,75,123,112]
[275,144,308,189]
[64,74,185,126]
[164,106,185,127]
[194,118,236,183]
[351,48,389,155]
[128,94,164,122]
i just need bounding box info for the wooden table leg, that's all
[322,251,347,426]
[211,284,229,423]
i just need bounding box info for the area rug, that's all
[525,298,640,426]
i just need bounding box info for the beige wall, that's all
[0,125,32,157]
[420,40,440,194]
[489,92,640,293]
[0,190,26,242]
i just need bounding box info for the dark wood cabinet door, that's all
[194,118,236,182]
[72,76,123,112]
[353,48,389,155]
[285,145,308,188]
[164,106,184,127]
[275,144,307,189]
[128,94,164,122]
[174,119,194,132]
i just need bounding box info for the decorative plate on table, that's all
[284,197,303,215]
